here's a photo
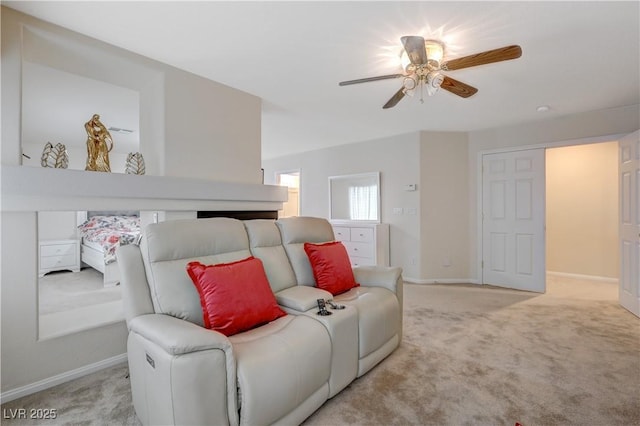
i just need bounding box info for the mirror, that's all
[37,210,141,339]
[329,172,380,222]
[37,210,198,339]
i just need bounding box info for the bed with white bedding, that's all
[77,212,141,287]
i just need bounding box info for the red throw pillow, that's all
[304,241,359,295]
[186,257,286,336]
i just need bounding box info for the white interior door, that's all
[619,130,640,317]
[482,149,545,292]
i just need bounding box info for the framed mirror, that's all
[329,172,380,222]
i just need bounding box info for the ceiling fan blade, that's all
[339,74,403,86]
[440,76,478,98]
[382,87,406,109]
[442,45,522,71]
[401,36,428,65]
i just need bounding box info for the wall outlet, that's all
[411,257,417,265]
[442,256,451,267]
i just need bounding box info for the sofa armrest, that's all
[129,313,232,356]
[353,266,403,294]
[127,314,239,426]
[276,286,333,312]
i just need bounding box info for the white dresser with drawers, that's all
[38,239,81,277]
[331,221,390,267]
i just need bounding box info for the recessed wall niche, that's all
[19,25,162,174]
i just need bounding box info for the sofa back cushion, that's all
[276,217,335,286]
[140,217,252,326]
[304,241,360,295]
[244,219,298,293]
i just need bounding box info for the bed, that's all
[77,212,141,287]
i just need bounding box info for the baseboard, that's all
[546,270,618,284]
[0,353,127,404]
[403,277,479,285]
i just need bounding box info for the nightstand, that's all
[38,239,81,277]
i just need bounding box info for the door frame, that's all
[274,168,302,217]
[476,133,626,287]
[618,130,640,316]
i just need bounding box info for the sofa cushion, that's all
[276,217,335,286]
[244,220,298,293]
[229,315,331,425]
[186,257,286,336]
[304,241,360,296]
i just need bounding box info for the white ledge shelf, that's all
[1,166,287,212]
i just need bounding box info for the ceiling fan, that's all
[339,36,522,109]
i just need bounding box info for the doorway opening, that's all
[545,142,619,299]
[276,170,300,217]
[480,137,621,295]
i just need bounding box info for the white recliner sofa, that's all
[117,216,403,426]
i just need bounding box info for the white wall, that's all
[37,211,78,240]
[163,68,262,182]
[468,104,640,281]
[264,130,472,282]
[263,132,422,279]
[1,7,262,396]
[546,142,619,279]
[420,131,469,281]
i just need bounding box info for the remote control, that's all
[326,299,345,310]
[316,299,332,316]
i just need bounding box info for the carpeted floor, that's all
[39,268,121,316]
[3,279,639,425]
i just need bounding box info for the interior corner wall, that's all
[546,142,619,279]
[467,104,640,282]
[262,132,422,279]
[419,131,470,282]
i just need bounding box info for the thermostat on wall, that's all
[404,184,417,191]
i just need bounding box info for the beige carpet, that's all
[39,268,121,316]
[3,279,639,425]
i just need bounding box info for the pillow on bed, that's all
[304,241,359,296]
[186,257,286,336]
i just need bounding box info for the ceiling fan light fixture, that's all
[403,76,417,90]
[399,38,445,70]
[426,71,444,96]
[341,36,522,109]
[424,39,445,66]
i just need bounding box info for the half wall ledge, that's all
[1,166,287,213]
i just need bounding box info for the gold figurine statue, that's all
[84,114,113,172]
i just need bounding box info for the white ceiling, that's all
[6,1,640,160]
